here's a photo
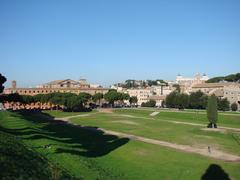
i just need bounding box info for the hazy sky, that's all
[1,0,240,87]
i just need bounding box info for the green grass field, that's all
[0,126,74,179]
[0,109,240,179]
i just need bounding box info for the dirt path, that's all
[126,108,240,117]
[159,119,240,132]
[111,113,240,132]
[101,129,240,162]
[55,113,97,121]
[53,114,240,162]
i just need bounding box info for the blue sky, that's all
[0,0,240,87]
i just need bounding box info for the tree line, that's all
[206,73,240,83]
[119,79,168,88]
[165,90,236,111]
[0,89,139,111]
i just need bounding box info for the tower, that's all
[12,80,17,89]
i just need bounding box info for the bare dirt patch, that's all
[98,108,113,113]
[118,114,136,118]
[150,112,160,116]
[201,128,227,133]
[112,120,139,125]
[195,135,213,139]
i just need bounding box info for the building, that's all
[147,95,166,107]
[151,85,173,96]
[125,88,153,106]
[38,79,89,89]
[4,79,109,96]
[191,82,240,110]
[176,73,209,94]
[117,84,174,106]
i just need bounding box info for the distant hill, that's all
[206,73,240,83]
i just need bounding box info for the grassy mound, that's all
[0,127,75,180]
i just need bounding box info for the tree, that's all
[0,74,7,93]
[129,96,138,106]
[65,96,81,111]
[21,95,34,104]
[104,90,120,107]
[207,95,218,128]
[50,96,64,109]
[4,93,22,102]
[176,93,189,110]
[92,93,103,106]
[121,93,130,101]
[173,84,181,93]
[78,93,92,105]
[217,98,230,111]
[231,103,238,111]
[207,73,240,83]
[141,100,156,107]
[165,91,178,108]
[33,94,45,103]
[124,80,137,88]
[189,91,207,109]
[118,93,130,106]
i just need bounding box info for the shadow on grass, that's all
[201,164,230,180]
[2,110,130,158]
[232,133,240,146]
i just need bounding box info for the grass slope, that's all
[0,127,73,180]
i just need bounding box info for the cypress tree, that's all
[207,94,218,128]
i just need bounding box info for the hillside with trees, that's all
[116,79,168,88]
[206,73,240,83]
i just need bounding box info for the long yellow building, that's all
[4,79,109,96]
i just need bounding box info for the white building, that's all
[176,73,209,94]
[119,85,174,107]
[126,88,153,106]
[176,73,209,84]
